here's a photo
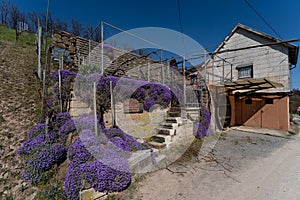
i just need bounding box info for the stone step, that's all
[147,141,166,149]
[183,107,201,111]
[160,122,178,129]
[169,107,182,112]
[167,111,181,117]
[165,117,183,125]
[150,135,171,147]
[156,127,176,136]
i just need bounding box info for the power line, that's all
[212,37,300,55]
[177,0,183,33]
[244,0,283,39]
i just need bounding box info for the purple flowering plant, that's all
[193,106,211,139]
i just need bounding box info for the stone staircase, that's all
[147,107,183,149]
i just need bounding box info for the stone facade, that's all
[206,24,296,93]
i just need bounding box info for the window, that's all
[237,65,253,79]
[245,98,252,104]
[265,98,274,104]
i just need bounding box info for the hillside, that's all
[0,25,40,199]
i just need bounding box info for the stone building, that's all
[205,23,298,131]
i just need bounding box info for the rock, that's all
[2,171,9,179]
[0,114,4,123]
[79,188,106,200]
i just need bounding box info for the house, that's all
[205,23,299,131]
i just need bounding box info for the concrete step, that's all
[160,122,178,129]
[167,111,181,117]
[169,107,181,112]
[156,127,176,136]
[147,141,166,149]
[150,135,171,147]
[165,117,183,126]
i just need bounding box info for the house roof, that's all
[214,23,299,65]
[223,78,284,91]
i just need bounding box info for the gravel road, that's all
[118,129,300,200]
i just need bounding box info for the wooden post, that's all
[183,57,186,106]
[40,47,52,122]
[58,69,63,112]
[162,65,165,85]
[93,82,98,135]
[37,24,42,79]
[101,21,104,75]
[110,81,116,127]
[147,63,150,82]
[45,116,49,135]
[167,61,170,85]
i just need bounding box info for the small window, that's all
[245,98,252,104]
[237,65,253,79]
[265,98,273,104]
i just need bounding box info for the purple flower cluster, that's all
[52,112,71,129]
[64,165,81,200]
[21,143,67,184]
[193,106,211,139]
[67,139,94,166]
[77,73,172,116]
[82,160,131,192]
[133,82,172,111]
[64,137,131,199]
[27,123,46,139]
[17,133,47,155]
[105,127,156,164]
[26,143,67,171]
[18,111,77,185]
[58,119,76,143]
[51,70,77,83]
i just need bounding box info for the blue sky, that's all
[11,0,300,89]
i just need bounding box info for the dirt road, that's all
[119,130,300,200]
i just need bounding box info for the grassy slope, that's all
[0,25,41,199]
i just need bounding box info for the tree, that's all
[46,12,54,36]
[39,11,53,36]
[53,18,68,32]
[70,19,82,36]
[28,11,38,32]
[0,0,10,26]
[93,26,102,42]
[9,3,19,40]
[83,23,94,39]
[9,3,19,30]
[18,11,26,31]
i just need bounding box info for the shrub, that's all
[193,106,211,139]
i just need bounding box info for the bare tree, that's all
[93,26,102,42]
[70,19,82,36]
[28,11,38,32]
[9,3,19,29]
[83,23,93,39]
[53,18,68,31]
[0,0,10,26]
[46,12,54,36]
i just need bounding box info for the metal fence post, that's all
[101,21,104,75]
